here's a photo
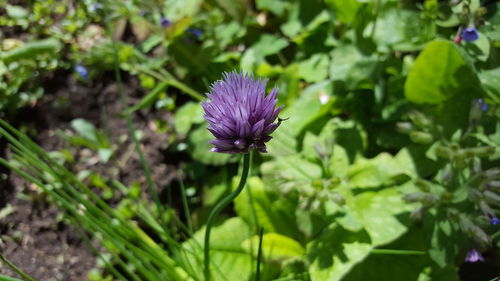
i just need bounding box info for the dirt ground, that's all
[0,71,178,280]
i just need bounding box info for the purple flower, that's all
[462,26,479,42]
[490,216,499,226]
[75,65,88,80]
[465,249,484,263]
[188,28,202,39]
[160,17,171,28]
[477,99,488,112]
[202,71,283,153]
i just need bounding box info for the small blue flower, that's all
[75,65,88,80]
[462,26,479,42]
[188,28,202,39]
[491,216,500,226]
[465,249,484,263]
[160,17,171,28]
[477,99,488,112]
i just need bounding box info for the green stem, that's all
[256,227,264,281]
[0,253,36,281]
[371,249,425,255]
[204,153,251,281]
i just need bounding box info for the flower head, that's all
[202,71,283,153]
[462,26,479,42]
[465,249,484,263]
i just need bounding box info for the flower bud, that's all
[409,111,432,129]
[467,146,496,158]
[410,131,433,144]
[485,168,500,179]
[486,180,500,190]
[395,122,413,134]
[484,190,500,207]
[435,145,452,159]
[410,206,424,221]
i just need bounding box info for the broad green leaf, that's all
[479,68,500,103]
[262,154,322,182]
[6,5,28,19]
[163,0,203,21]
[348,152,411,188]
[347,188,409,246]
[404,40,477,104]
[427,215,465,268]
[325,0,360,24]
[267,81,333,156]
[307,224,372,281]
[463,32,490,62]
[181,218,253,281]
[330,45,377,89]
[242,233,305,262]
[174,102,204,135]
[366,8,435,52]
[256,0,288,16]
[297,53,330,83]
[214,0,248,21]
[343,254,426,281]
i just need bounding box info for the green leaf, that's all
[479,68,500,103]
[188,127,236,166]
[348,152,411,189]
[325,0,360,24]
[297,53,330,83]
[307,224,372,281]
[367,8,435,52]
[214,0,248,21]
[404,40,477,104]
[242,233,305,262]
[1,38,62,64]
[463,32,490,62]
[233,177,298,238]
[330,45,377,89]
[6,5,28,19]
[256,0,289,16]
[181,217,253,281]
[249,34,289,57]
[347,188,409,246]
[261,155,322,183]
[427,216,465,268]
[71,119,99,143]
[174,102,204,135]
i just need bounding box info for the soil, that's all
[0,70,178,280]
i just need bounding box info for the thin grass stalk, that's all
[101,6,166,235]
[0,123,188,277]
[72,219,132,281]
[0,159,157,279]
[179,177,193,233]
[0,151,187,280]
[0,275,24,281]
[0,253,35,281]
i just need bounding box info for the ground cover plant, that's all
[0,0,499,280]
